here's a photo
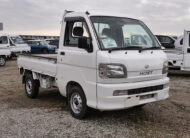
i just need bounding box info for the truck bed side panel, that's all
[17,54,57,77]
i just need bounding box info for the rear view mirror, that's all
[78,37,93,53]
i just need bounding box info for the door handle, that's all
[60,51,65,55]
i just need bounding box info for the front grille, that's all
[128,85,163,95]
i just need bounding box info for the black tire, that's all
[68,86,88,119]
[7,55,12,60]
[0,56,6,66]
[42,49,48,53]
[25,74,39,99]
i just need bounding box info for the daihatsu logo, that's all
[145,65,149,69]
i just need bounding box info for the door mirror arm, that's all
[78,37,93,53]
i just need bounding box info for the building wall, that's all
[20,35,59,40]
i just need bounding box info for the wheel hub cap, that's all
[70,93,82,114]
[0,58,5,66]
[26,80,32,95]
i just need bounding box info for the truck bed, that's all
[17,54,57,77]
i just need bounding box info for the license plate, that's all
[140,94,154,100]
[139,70,153,75]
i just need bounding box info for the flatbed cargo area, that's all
[17,54,57,77]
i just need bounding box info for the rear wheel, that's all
[25,74,39,98]
[0,56,6,66]
[68,86,88,119]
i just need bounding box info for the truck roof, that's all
[65,11,140,21]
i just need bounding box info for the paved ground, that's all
[0,60,190,138]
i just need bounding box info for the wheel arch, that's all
[66,81,86,98]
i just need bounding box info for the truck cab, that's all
[18,11,169,119]
[0,35,31,56]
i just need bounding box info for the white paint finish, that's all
[182,31,190,70]
[0,48,11,56]
[17,11,169,111]
[17,54,57,77]
[57,13,98,108]
[97,77,169,110]
[165,30,190,71]
[165,49,183,67]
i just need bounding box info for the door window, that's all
[0,36,8,44]
[159,36,173,43]
[64,20,90,47]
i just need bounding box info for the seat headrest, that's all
[73,27,84,37]
[102,28,111,37]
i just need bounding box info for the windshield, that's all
[90,16,160,50]
[10,36,25,44]
[39,41,49,46]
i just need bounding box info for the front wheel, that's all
[68,86,88,119]
[0,56,6,66]
[25,74,39,98]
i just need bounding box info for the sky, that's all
[0,0,190,36]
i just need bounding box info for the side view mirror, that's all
[78,37,93,53]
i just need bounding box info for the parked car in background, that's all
[45,39,59,48]
[171,36,178,40]
[27,40,56,53]
[0,35,31,57]
[165,31,190,70]
[155,35,175,49]
[0,48,11,66]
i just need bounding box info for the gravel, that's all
[0,60,190,138]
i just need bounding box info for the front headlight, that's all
[162,61,168,74]
[99,63,127,78]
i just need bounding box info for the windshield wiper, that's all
[107,46,161,53]
[108,46,143,53]
[140,47,161,52]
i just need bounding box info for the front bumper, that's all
[97,77,169,110]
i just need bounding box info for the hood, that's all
[97,50,167,84]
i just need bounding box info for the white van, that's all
[0,35,31,56]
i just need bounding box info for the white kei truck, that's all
[0,35,31,57]
[166,30,190,71]
[0,48,11,66]
[17,11,169,119]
